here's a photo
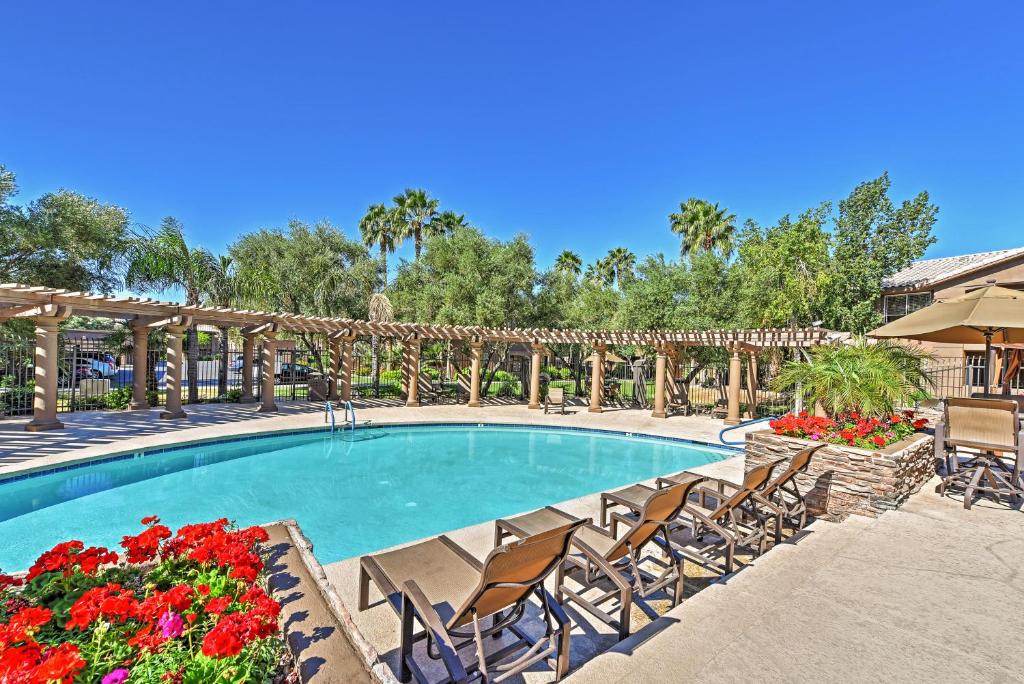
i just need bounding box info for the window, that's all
[883,292,933,323]
[964,352,987,388]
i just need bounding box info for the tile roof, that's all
[882,247,1024,290]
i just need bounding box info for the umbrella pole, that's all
[984,330,993,393]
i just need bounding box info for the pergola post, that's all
[724,346,742,426]
[257,330,279,413]
[652,345,668,419]
[338,335,355,402]
[589,343,606,414]
[328,336,342,402]
[129,320,149,410]
[240,333,257,403]
[468,339,483,408]
[528,342,544,409]
[24,307,71,432]
[745,353,758,419]
[403,336,421,407]
[160,321,189,420]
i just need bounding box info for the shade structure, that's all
[587,351,628,364]
[868,285,1024,389]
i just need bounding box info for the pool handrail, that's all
[325,401,336,433]
[343,401,356,431]
[718,416,777,446]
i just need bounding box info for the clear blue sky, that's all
[2,1,1022,273]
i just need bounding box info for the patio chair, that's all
[544,386,566,414]
[936,397,1024,509]
[494,480,701,641]
[758,445,823,532]
[358,519,586,683]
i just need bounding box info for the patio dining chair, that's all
[756,445,823,533]
[358,519,585,683]
[936,397,1024,509]
[494,479,701,641]
[544,386,566,414]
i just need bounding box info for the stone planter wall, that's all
[744,430,936,519]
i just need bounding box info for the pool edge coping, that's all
[0,420,740,485]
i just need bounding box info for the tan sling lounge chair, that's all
[359,519,585,683]
[758,445,822,532]
[544,386,566,414]
[936,397,1024,509]
[494,480,701,641]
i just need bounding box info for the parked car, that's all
[75,351,116,378]
[59,363,102,384]
[229,354,260,371]
[274,363,320,381]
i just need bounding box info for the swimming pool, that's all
[0,424,733,571]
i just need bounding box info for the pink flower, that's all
[158,610,184,639]
[103,669,130,684]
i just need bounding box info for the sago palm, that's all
[126,217,217,404]
[669,198,737,258]
[773,339,934,418]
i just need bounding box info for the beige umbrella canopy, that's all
[869,284,1024,388]
[586,351,628,364]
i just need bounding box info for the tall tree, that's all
[820,173,937,333]
[393,188,440,260]
[125,217,216,404]
[554,250,582,277]
[368,292,394,398]
[430,210,470,236]
[584,258,615,287]
[0,163,132,294]
[359,203,401,285]
[203,255,238,396]
[669,198,737,258]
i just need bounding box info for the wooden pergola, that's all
[0,283,844,431]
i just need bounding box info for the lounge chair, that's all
[936,397,1024,509]
[601,461,783,577]
[358,520,585,683]
[494,480,701,641]
[544,386,566,414]
[757,445,822,532]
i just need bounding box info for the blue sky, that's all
[2,1,1022,275]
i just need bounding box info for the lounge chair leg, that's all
[358,565,370,611]
[672,559,685,607]
[556,622,571,681]
[399,596,415,683]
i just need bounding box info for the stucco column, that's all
[403,337,421,407]
[240,333,257,403]
[160,324,188,420]
[528,342,544,409]
[25,314,68,432]
[328,337,342,402]
[467,340,483,408]
[725,347,742,426]
[257,331,278,413]
[589,343,606,414]
[745,353,758,419]
[339,336,355,401]
[129,321,149,410]
[652,346,668,419]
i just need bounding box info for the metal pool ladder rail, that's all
[325,401,359,432]
[342,401,356,431]
[324,401,336,433]
[718,416,777,446]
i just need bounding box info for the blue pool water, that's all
[0,425,732,571]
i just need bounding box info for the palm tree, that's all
[393,188,439,260]
[605,247,636,287]
[773,338,934,417]
[125,217,216,404]
[554,250,582,277]
[430,210,469,237]
[669,198,737,258]
[584,258,615,287]
[359,203,401,285]
[203,255,237,397]
[368,292,394,398]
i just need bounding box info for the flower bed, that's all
[768,410,928,449]
[0,516,293,683]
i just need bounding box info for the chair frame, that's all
[544,386,566,414]
[935,397,1024,509]
[359,523,584,683]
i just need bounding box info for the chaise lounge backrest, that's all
[944,397,1019,453]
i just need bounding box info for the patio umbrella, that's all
[868,284,1024,390]
[586,351,628,364]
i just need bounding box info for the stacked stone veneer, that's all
[744,430,936,519]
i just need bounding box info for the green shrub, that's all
[379,369,402,384]
[225,388,243,403]
[145,390,159,407]
[102,387,133,410]
[0,382,34,416]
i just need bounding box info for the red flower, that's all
[8,606,52,633]
[0,574,23,590]
[122,523,172,564]
[33,643,86,684]
[141,515,161,526]
[204,597,232,615]
[66,584,139,630]
[26,541,117,580]
[872,435,887,447]
[912,418,928,429]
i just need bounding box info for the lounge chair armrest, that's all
[571,539,633,593]
[401,580,469,682]
[537,586,571,630]
[581,521,615,539]
[608,510,635,532]
[749,491,784,517]
[683,503,734,542]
